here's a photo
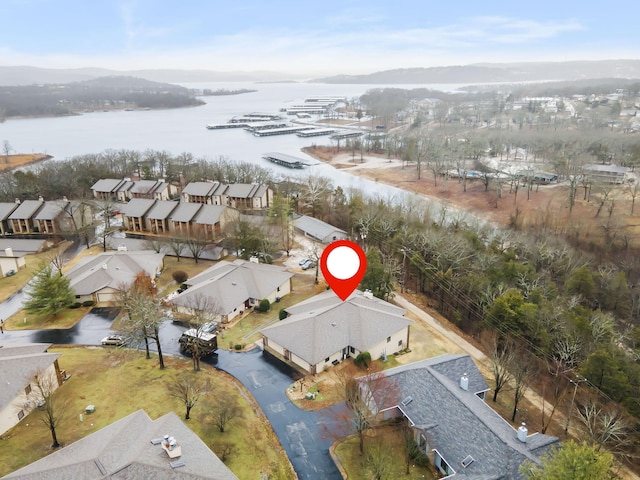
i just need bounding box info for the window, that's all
[349,346,355,354]
[387,336,391,343]
[461,455,475,468]
[17,410,24,420]
[277,286,281,292]
[398,339,403,347]
[325,357,330,362]
[25,384,31,395]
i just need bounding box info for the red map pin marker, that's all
[320,240,367,301]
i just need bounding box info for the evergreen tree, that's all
[520,441,612,479]
[23,264,75,318]
[361,247,394,300]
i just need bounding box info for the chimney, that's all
[62,196,68,202]
[38,195,44,202]
[102,263,108,270]
[517,423,528,443]
[363,289,374,300]
[5,247,13,257]
[14,198,20,204]
[460,373,469,391]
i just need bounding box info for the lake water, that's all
[0,81,478,212]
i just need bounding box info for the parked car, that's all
[5,269,16,277]
[298,257,311,266]
[301,259,317,270]
[101,334,125,346]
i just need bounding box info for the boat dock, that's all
[253,125,316,137]
[262,152,310,169]
[296,128,336,137]
[206,123,249,130]
[245,122,289,132]
[330,131,364,140]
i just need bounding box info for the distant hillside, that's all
[0,76,204,120]
[310,60,640,84]
[0,66,301,86]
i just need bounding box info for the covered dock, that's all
[262,152,310,169]
[254,126,315,137]
[297,128,336,137]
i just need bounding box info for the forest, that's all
[0,76,204,119]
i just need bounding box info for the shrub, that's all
[172,270,188,284]
[258,299,271,312]
[82,300,95,307]
[70,302,82,309]
[234,344,242,350]
[279,308,288,320]
[354,352,371,368]
[180,283,188,290]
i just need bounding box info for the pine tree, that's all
[23,264,75,318]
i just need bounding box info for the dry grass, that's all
[0,153,51,172]
[0,346,294,479]
[6,307,91,330]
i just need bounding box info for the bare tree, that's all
[488,334,514,403]
[2,140,12,164]
[540,359,570,434]
[167,376,210,420]
[166,235,187,262]
[143,237,165,253]
[576,399,634,460]
[364,435,394,480]
[209,400,242,433]
[185,230,208,263]
[510,348,537,422]
[32,369,67,449]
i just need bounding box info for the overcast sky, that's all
[1,0,637,77]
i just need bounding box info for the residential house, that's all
[182,181,228,205]
[129,179,176,201]
[3,409,238,479]
[170,259,293,323]
[169,202,204,236]
[193,204,239,241]
[8,199,44,234]
[260,290,411,375]
[144,200,179,234]
[120,198,156,232]
[33,199,93,235]
[90,178,130,201]
[225,183,272,209]
[0,201,20,235]
[583,164,630,184]
[367,354,559,478]
[64,250,164,303]
[0,344,63,436]
[293,215,347,244]
[0,246,27,277]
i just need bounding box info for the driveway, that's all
[207,348,345,480]
[0,310,344,479]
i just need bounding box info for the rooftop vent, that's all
[5,247,13,257]
[102,263,108,270]
[460,373,469,391]
[363,289,374,300]
[461,455,475,468]
[517,423,528,443]
[401,396,413,406]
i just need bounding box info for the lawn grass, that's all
[0,346,294,479]
[334,423,435,479]
[0,241,73,304]
[156,256,216,297]
[6,306,91,330]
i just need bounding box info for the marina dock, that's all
[330,131,364,140]
[206,123,249,129]
[253,125,316,137]
[262,152,310,169]
[296,128,336,137]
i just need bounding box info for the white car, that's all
[101,335,125,346]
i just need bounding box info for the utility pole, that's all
[564,376,587,433]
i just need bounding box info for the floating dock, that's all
[262,152,310,169]
[330,131,364,140]
[245,122,289,132]
[206,123,249,129]
[254,126,316,137]
[297,128,337,137]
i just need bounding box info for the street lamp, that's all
[564,376,587,433]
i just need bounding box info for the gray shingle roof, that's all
[261,290,410,365]
[64,251,164,295]
[129,180,160,195]
[4,410,238,479]
[0,239,46,254]
[121,198,156,217]
[90,179,126,193]
[0,202,19,220]
[145,200,178,220]
[8,200,44,220]
[33,200,69,221]
[292,215,346,242]
[194,205,226,225]
[170,203,203,223]
[225,184,258,198]
[0,344,59,429]
[170,260,292,316]
[182,182,223,197]
[376,355,559,478]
